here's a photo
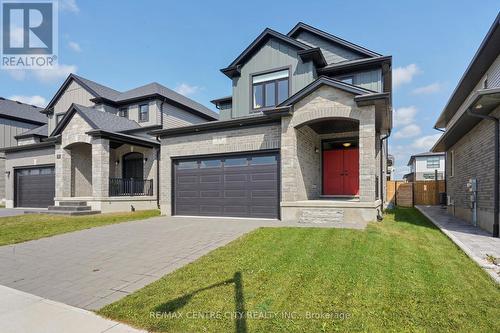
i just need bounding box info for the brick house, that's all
[152,23,392,223]
[432,14,500,236]
[0,98,47,205]
[2,74,217,213]
[2,23,392,223]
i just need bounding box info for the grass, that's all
[98,208,500,333]
[0,210,159,246]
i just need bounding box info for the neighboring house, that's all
[152,22,392,223]
[432,13,500,236]
[0,98,47,204]
[404,152,445,182]
[2,74,217,212]
[387,154,395,181]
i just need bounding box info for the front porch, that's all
[279,85,387,223]
[54,133,158,213]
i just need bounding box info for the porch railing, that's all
[109,178,153,196]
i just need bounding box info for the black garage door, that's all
[173,152,279,219]
[15,166,55,208]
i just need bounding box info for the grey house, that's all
[0,98,47,205]
[153,23,393,223]
[432,13,500,236]
[404,152,445,182]
[2,74,217,212]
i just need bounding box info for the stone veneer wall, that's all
[159,124,281,215]
[70,143,92,197]
[281,85,378,203]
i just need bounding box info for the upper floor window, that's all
[338,75,354,85]
[56,113,64,125]
[426,156,440,169]
[139,104,149,122]
[252,69,289,110]
[118,108,128,118]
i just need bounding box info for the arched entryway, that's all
[68,142,92,197]
[122,152,144,179]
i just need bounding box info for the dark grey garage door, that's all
[15,166,55,208]
[174,152,279,219]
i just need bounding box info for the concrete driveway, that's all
[0,208,26,217]
[0,216,278,310]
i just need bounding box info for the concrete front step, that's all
[27,210,102,216]
[48,205,91,211]
[299,208,345,224]
[58,201,88,207]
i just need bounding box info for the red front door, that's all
[322,148,359,195]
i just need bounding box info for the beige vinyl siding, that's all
[162,102,206,129]
[0,117,38,148]
[295,30,363,64]
[49,80,95,134]
[231,38,316,118]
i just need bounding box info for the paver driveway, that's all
[0,216,279,310]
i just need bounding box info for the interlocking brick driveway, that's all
[0,216,279,310]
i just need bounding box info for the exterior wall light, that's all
[342,142,352,147]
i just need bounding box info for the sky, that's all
[1,0,499,178]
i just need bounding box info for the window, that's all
[224,157,248,167]
[423,173,436,180]
[118,108,128,118]
[200,159,222,168]
[252,69,289,110]
[339,75,354,85]
[449,151,454,177]
[251,155,277,165]
[177,161,198,169]
[139,104,149,122]
[426,156,440,169]
[56,113,64,125]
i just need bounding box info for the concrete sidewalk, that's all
[416,205,500,284]
[0,285,145,333]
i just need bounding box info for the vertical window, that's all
[449,151,454,177]
[139,104,149,122]
[339,75,354,85]
[118,108,128,118]
[56,113,64,125]
[252,69,289,110]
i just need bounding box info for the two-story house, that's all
[404,152,445,182]
[432,13,500,237]
[3,74,217,212]
[152,23,393,223]
[0,98,47,205]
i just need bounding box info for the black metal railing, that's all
[109,178,153,196]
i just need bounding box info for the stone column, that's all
[280,115,299,202]
[55,144,71,198]
[358,106,377,202]
[91,138,110,198]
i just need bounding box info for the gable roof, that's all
[221,28,324,78]
[278,76,375,106]
[43,74,218,121]
[111,82,218,120]
[52,104,140,136]
[434,13,500,128]
[287,22,382,58]
[0,98,46,124]
[15,124,48,139]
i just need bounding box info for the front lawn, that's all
[0,210,159,246]
[98,208,500,332]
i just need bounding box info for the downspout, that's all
[466,109,499,237]
[380,131,391,215]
